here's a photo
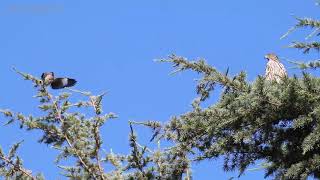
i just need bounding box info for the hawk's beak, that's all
[264,56,269,60]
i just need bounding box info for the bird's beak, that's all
[264,56,269,61]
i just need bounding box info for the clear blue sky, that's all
[0,0,319,179]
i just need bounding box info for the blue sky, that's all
[0,0,319,179]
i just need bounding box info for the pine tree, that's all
[0,69,192,180]
[2,4,320,180]
[152,14,320,180]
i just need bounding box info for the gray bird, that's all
[41,72,77,89]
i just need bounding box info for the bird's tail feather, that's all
[66,78,77,87]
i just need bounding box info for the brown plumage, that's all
[264,53,287,83]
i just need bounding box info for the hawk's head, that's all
[264,53,279,62]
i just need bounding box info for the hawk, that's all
[41,72,77,89]
[264,53,287,83]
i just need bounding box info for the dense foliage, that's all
[0,69,192,180]
[1,5,320,180]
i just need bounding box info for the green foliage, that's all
[282,17,320,70]
[1,5,320,180]
[158,55,248,101]
[0,69,192,180]
[2,51,320,180]
[280,17,320,40]
[289,42,320,54]
[157,58,320,179]
[0,141,44,180]
[149,14,320,179]
[288,59,320,70]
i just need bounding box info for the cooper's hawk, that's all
[264,53,287,83]
[41,72,77,89]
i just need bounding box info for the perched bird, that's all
[264,53,287,83]
[41,72,77,89]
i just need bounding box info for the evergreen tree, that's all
[0,69,191,180]
[1,4,320,180]
[153,14,320,180]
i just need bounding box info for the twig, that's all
[47,92,99,180]
[66,88,91,96]
[92,120,105,179]
[135,142,153,154]
[129,120,150,126]
[89,92,107,179]
[129,123,146,176]
[305,27,320,40]
[0,154,35,180]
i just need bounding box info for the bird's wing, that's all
[51,78,77,89]
[66,78,77,87]
[278,62,287,76]
[51,78,64,89]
